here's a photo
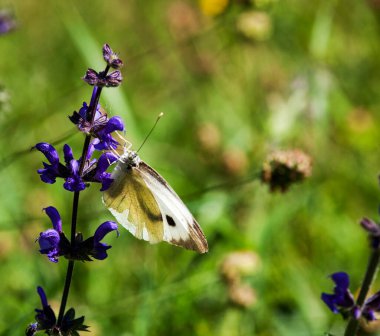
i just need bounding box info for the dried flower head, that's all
[261,149,312,192]
[236,11,272,41]
[220,251,260,284]
[167,1,201,40]
[103,43,123,69]
[228,282,257,308]
[83,69,123,87]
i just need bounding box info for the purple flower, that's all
[322,272,380,321]
[91,221,119,260]
[321,272,355,315]
[26,286,89,335]
[103,43,123,69]
[38,207,65,262]
[69,102,124,150]
[0,11,16,35]
[68,102,107,134]
[35,143,118,192]
[37,206,118,262]
[85,151,118,191]
[35,286,57,331]
[363,291,380,321]
[92,116,124,150]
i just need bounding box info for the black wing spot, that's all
[166,215,176,227]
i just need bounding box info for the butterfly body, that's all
[103,150,208,253]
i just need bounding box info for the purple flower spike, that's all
[91,221,119,260]
[321,272,355,314]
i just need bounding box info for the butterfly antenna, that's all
[136,112,164,153]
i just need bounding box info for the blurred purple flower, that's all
[0,11,16,35]
[321,272,355,314]
[322,272,380,321]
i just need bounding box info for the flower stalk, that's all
[27,44,124,335]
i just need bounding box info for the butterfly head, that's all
[120,150,141,170]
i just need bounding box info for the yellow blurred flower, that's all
[199,0,229,17]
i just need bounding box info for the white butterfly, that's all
[102,150,208,253]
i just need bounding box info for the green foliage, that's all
[1,0,380,335]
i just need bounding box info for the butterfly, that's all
[102,149,208,253]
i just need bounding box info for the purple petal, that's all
[331,272,350,290]
[35,143,59,165]
[365,291,380,311]
[37,286,48,308]
[103,116,124,134]
[63,144,74,166]
[38,229,60,252]
[94,221,119,243]
[321,293,339,313]
[43,207,62,232]
[63,176,86,192]
[96,152,118,175]
[87,140,97,160]
[78,102,89,119]
[100,176,114,191]
[68,158,79,175]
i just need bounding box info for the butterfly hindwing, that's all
[102,162,164,243]
[137,162,208,253]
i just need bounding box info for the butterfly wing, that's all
[136,161,208,254]
[102,162,164,243]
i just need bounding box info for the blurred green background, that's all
[1,0,380,335]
